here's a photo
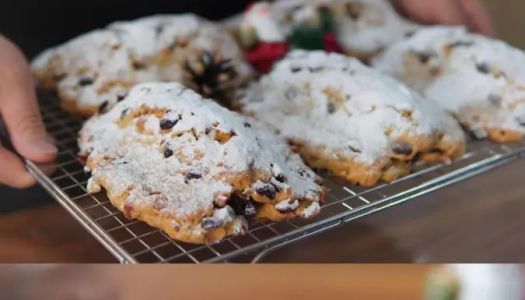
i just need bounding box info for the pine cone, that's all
[184,50,238,99]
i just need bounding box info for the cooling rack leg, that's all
[251,249,272,263]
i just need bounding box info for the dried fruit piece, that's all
[254,182,277,200]
[163,147,174,158]
[476,62,491,74]
[392,141,413,155]
[160,119,178,130]
[78,77,94,86]
[275,174,287,183]
[448,40,474,49]
[214,130,237,144]
[243,201,257,216]
[98,101,109,114]
[185,172,202,183]
[201,217,222,230]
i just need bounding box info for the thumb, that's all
[0,36,57,163]
[460,0,496,37]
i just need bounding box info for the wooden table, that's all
[0,265,430,299]
[0,157,524,263]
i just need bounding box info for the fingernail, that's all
[19,173,37,189]
[32,139,58,155]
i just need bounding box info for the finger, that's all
[0,36,57,163]
[391,0,434,23]
[0,145,36,188]
[424,0,468,26]
[393,0,468,26]
[460,0,496,36]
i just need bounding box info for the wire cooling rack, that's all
[26,90,525,263]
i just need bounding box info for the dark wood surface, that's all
[0,157,523,263]
[0,204,114,263]
[267,158,525,263]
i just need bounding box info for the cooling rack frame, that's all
[28,91,525,263]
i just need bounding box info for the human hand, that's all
[0,35,57,188]
[392,0,495,36]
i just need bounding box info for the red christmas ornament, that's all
[323,32,344,53]
[245,42,289,73]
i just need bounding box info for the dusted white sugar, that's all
[80,82,323,221]
[275,199,300,212]
[300,202,321,218]
[373,26,525,137]
[242,2,287,42]
[32,14,252,112]
[331,0,419,54]
[241,50,464,165]
[236,0,309,43]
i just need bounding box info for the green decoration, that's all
[424,270,460,300]
[290,7,336,50]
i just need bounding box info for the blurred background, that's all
[0,264,523,300]
[0,264,434,300]
[482,0,525,48]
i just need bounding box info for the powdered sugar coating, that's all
[330,0,419,56]
[32,14,252,116]
[241,2,288,42]
[232,0,324,46]
[79,82,323,242]
[255,0,336,38]
[241,50,465,166]
[373,26,525,141]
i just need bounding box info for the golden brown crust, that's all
[292,133,465,187]
[486,128,523,143]
[89,162,324,244]
[454,105,525,143]
[59,94,100,118]
[255,198,324,222]
[95,176,220,244]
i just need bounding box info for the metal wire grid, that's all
[28,91,525,263]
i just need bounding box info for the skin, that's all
[0,35,57,188]
[393,0,495,36]
[0,0,493,188]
